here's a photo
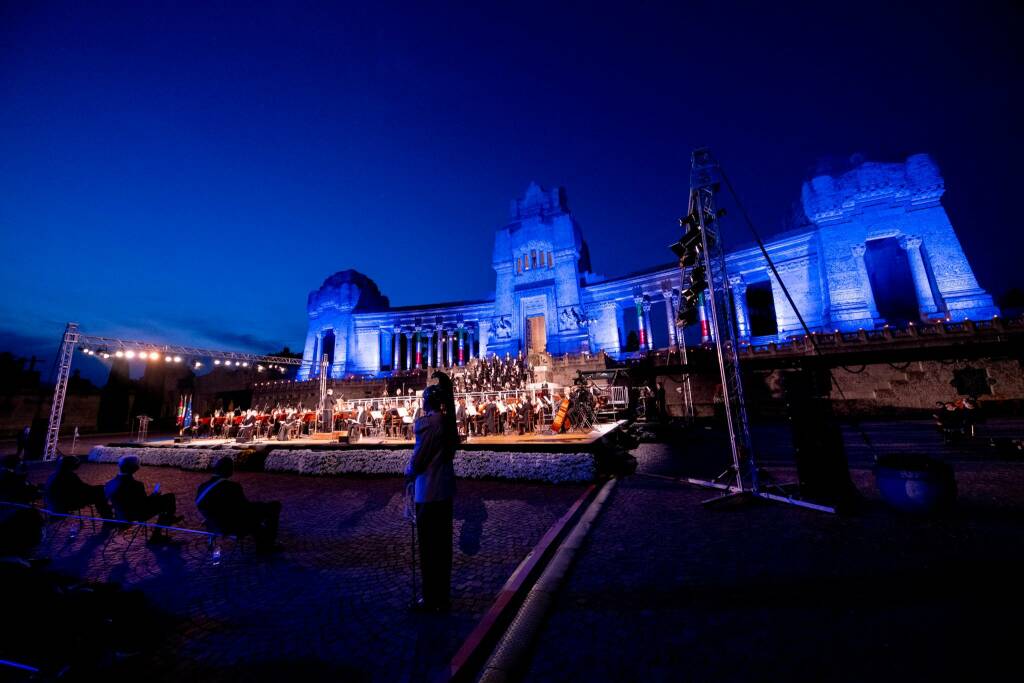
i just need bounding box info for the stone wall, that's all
[0,393,102,437]
[657,357,1024,418]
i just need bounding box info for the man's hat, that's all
[118,455,140,474]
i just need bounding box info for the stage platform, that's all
[134,421,625,453]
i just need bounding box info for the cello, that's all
[550,396,571,433]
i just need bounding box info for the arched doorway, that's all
[747,281,778,337]
[864,238,918,325]
[321,330,336,374]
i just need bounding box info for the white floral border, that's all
[87,445,595,483]
[87,446,221,471]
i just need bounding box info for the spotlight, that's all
[194,361,202,368]
[214,359,221,365]
[242,362,248,367]
[257,365,265,371]
[102,353,110,359]
[115,350,124,358]
[165,356,173,362]
[173,356,182,363]
[125,350,136,359]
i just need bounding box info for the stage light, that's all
[194,361,202,368]
[102,353,110,359]
[214,359,221,365]
[242,362,248,367]
[165,356,173,362]
[173,356,182,363]
[115,350,124,358]
[125,350,136,359]
[257,365,264,371]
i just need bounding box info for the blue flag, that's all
[183,395,193,429]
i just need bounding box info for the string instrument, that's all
[551,397,571,433]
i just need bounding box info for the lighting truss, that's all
[44,322,302,460]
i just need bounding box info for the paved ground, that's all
[524,426,1024,682]
[23,463,585,682]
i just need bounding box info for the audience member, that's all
[195,456,282,553]
[44,455,112,519]
[0,452,39,504]
[104,455,181,544]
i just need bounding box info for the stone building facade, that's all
[297,154,998,380]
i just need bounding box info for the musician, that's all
[455,398,469,437]
[482,397,498,436]
[521,395,534,433]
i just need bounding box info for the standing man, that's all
[405,379,457,613]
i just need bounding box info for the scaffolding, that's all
[43,323,303,460]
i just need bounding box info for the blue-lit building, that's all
[297,154,998,380]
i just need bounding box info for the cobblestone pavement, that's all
[25,463,584,682]
[525,436,1024,682]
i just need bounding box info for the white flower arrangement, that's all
[87,445,223,471]
[265,449,595,483]
[86,445,595,483]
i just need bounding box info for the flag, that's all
[176,395,185,426]
[183,395,193,429]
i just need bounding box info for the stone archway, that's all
[864,237,919,325]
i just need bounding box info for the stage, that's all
[138,421,623,451]
[89,421,630,483]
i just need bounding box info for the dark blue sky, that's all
[2,1,1020,379]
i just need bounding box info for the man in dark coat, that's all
[195,456,282,553]
[43,455,110,517]
[405,383,456,612]
[1,453,39,504]
[104,455,180,543]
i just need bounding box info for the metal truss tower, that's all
[688,150,756,491]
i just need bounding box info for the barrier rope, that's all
[0,500,216,538]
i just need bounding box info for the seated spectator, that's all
[196,456,282,553]
[0,452,39,504]
[43,455,112,519]
[0,505,157,676]
[104,455,181,544]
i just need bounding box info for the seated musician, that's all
[466,399,480,435]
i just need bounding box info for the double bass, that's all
[550,396,571,433]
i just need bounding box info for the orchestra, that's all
[184,361,607,443]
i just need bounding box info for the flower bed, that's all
[86,445,596,483]
[265,449,595,483]
[87,445,225,471]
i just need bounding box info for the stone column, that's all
[405,331,413,370]
[899,235,939,318]
[477,320,490,359]
[729,275,750,339]
[469,327,476,360]
[458,324,466,366]
[390,329,398,371]
[426,332,434,368]
[661,287,678,349]
[642,298,654,350]
[633,295,647,351]
[851,243,881,320]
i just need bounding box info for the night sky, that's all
[2,1,1020,381]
